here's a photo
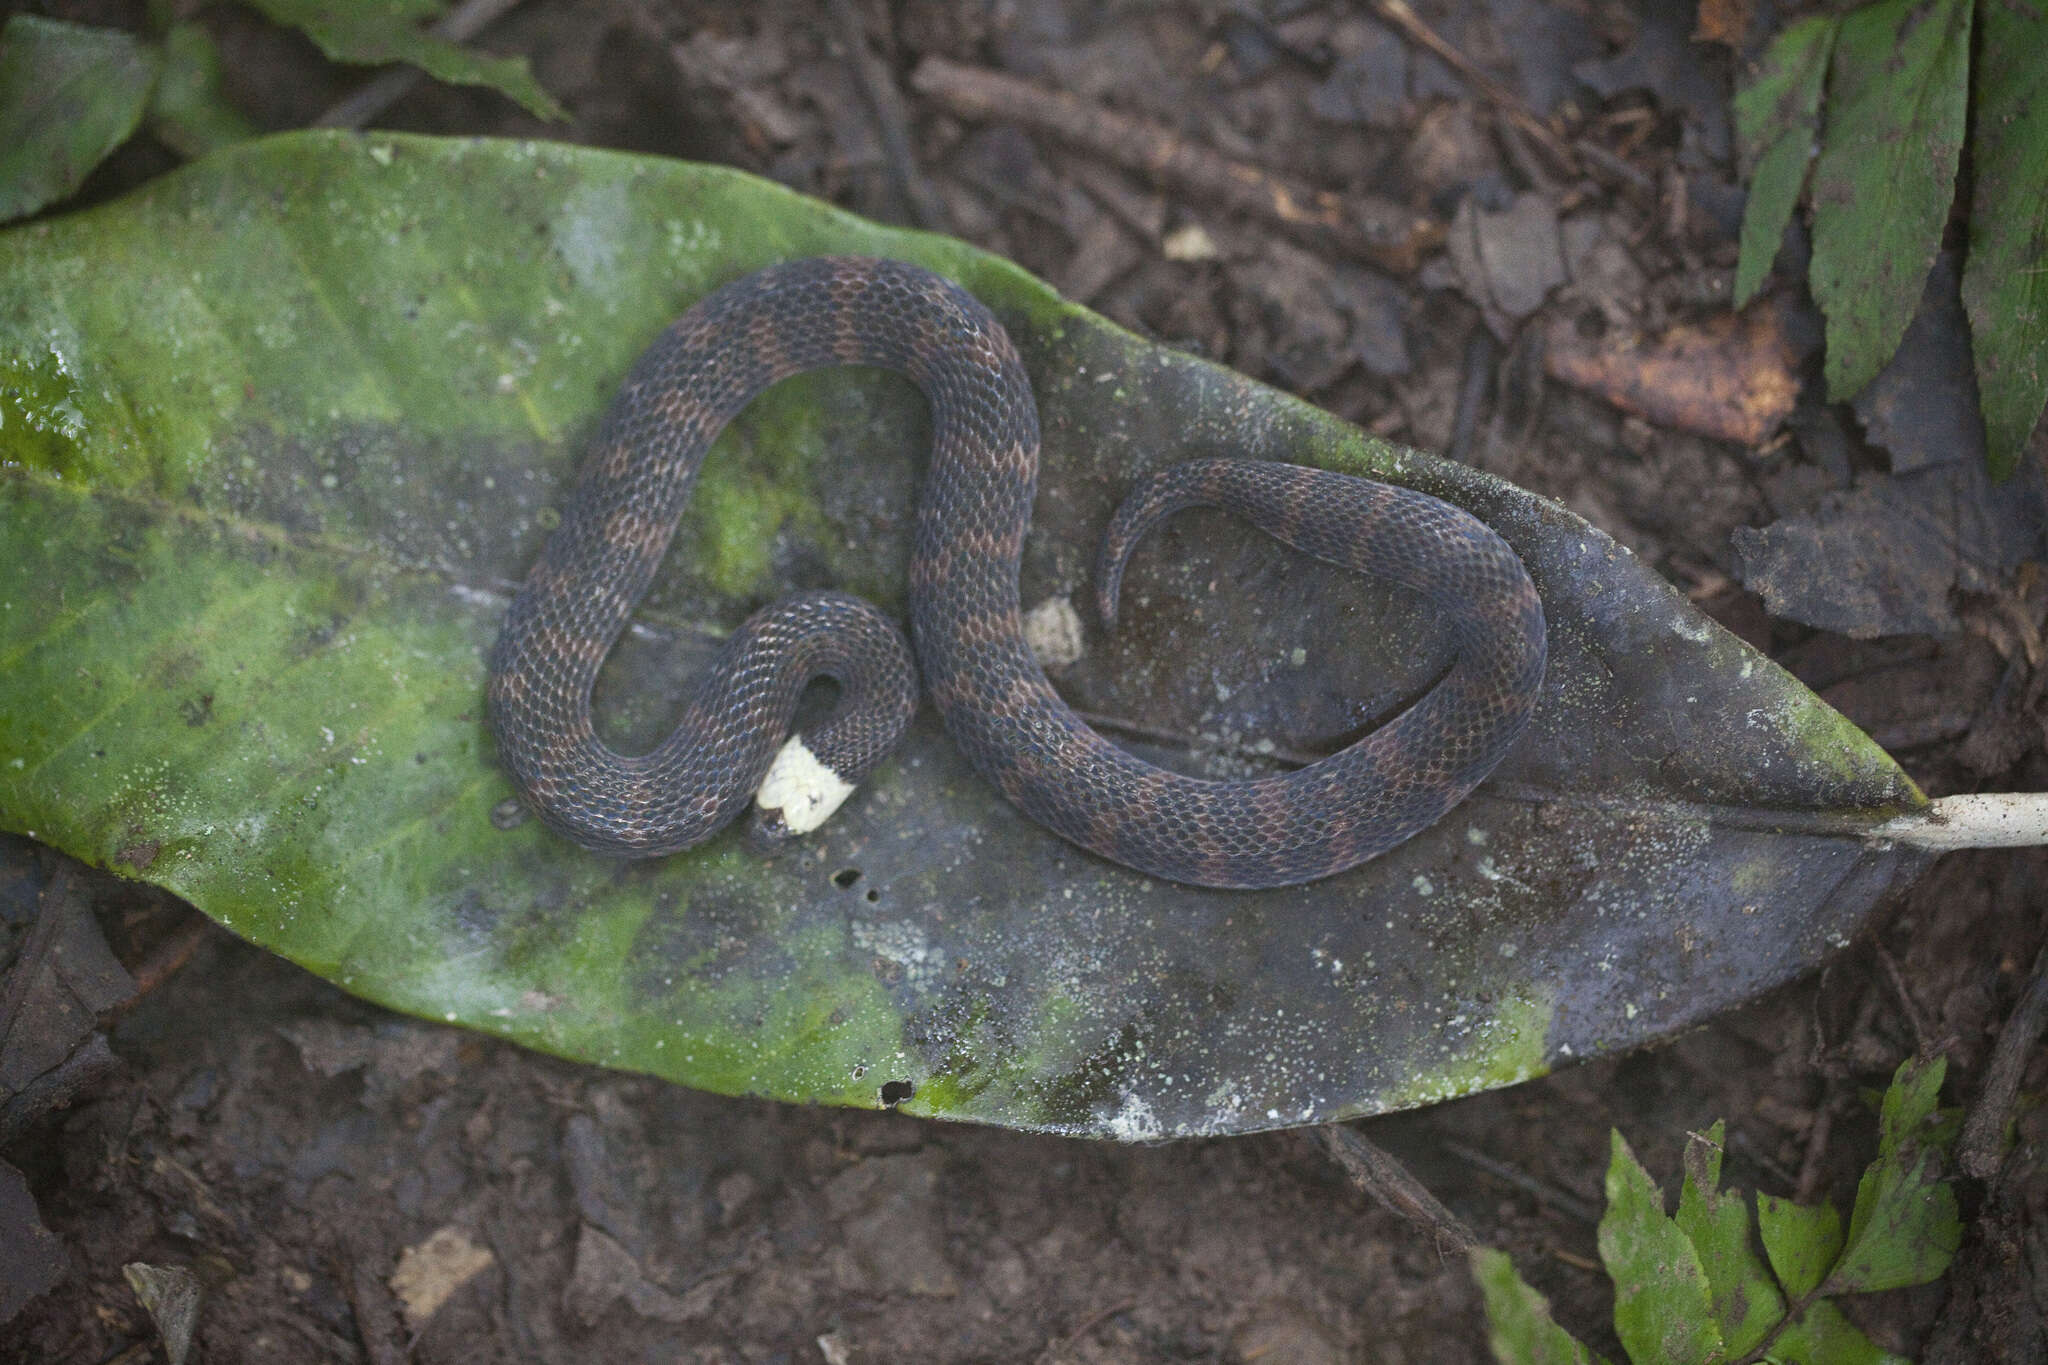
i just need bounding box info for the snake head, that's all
[749,733,858,845]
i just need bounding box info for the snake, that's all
[487,255,1547,889]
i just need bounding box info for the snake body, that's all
[489,256,1546,889]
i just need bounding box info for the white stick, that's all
[1869,793,2048,850]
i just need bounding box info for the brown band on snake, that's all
[489,256,1547,889]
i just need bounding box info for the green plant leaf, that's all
[0,16,161,223]
[1828,1057,1962,1293]
[0,134,1934,1136]
[1808,0,1972,402]
[1961,0,2048,480]
[1675,1122,1784,1356]
[241,0,564,121]
[1756,1192,1844,1300]
[1765,1298,1907,1365]
[1601,1131,1725,1365]
[147,22,258,160]
[1472,1247,1611,1365]
[1732,15,1838,309]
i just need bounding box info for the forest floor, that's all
[4,0,2045,1361]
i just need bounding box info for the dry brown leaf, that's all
[1544,300,1806,445]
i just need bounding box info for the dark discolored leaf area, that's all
[0,15,161,224]
[0,1159,65,1322]
[0,134,1929,1137]
[1729,449,2047,638]
[1850,252,1986,475]
[1571,0,1732,163]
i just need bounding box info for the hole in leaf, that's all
[880,1080,914,1106]
[832,867,862,889]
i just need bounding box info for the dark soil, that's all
[5,0,2046,1361]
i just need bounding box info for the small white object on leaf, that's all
[755,735,857,834]
[1023,595,1085,668]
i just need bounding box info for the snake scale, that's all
[488,256,1547,889]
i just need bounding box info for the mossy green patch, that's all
[1372,991,1555,1114]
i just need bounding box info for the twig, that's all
[1309,1124,1479,1252]
[122,911,216,1007]
[1959,943,2048,1180]
[1873,942,1935,1059]
[1792,1090,1838,1205]
[825,0,947,230]
[1039,1298,1137,1361]
[1366,0,1579,178]
[341,1249,412,1365]
[909,57,1442,273]
[313,0,529,129]
[1495,113,1566,198]
[1572,138,1654,196]
[1442,1138,1601,1224]
[1446,327,1498,465]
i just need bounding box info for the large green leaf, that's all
[0,134,1929,1137]
[1768,1301,1908,1365]
[1733,15,1837,309]
[1808,0,1972,402]
[1962,0,2048,480]
[1829,1058,1962,1293]
[1600,1131,1724,1365]
[244,0,564,122]
[0,16,160,223]
[1472,1248,1610,1365]
[147,22,259,161]
[1674,1122,1783,1357]
[1757,1191,1843,1299]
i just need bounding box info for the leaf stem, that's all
[1729,1286,1824,1365]
[1869,793,2048,849]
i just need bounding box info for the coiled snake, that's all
[488,256,1546,888]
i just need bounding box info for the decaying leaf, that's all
[1543,298,1809,446]
[0,133,1934,1137]
[1731,454,2047,638]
